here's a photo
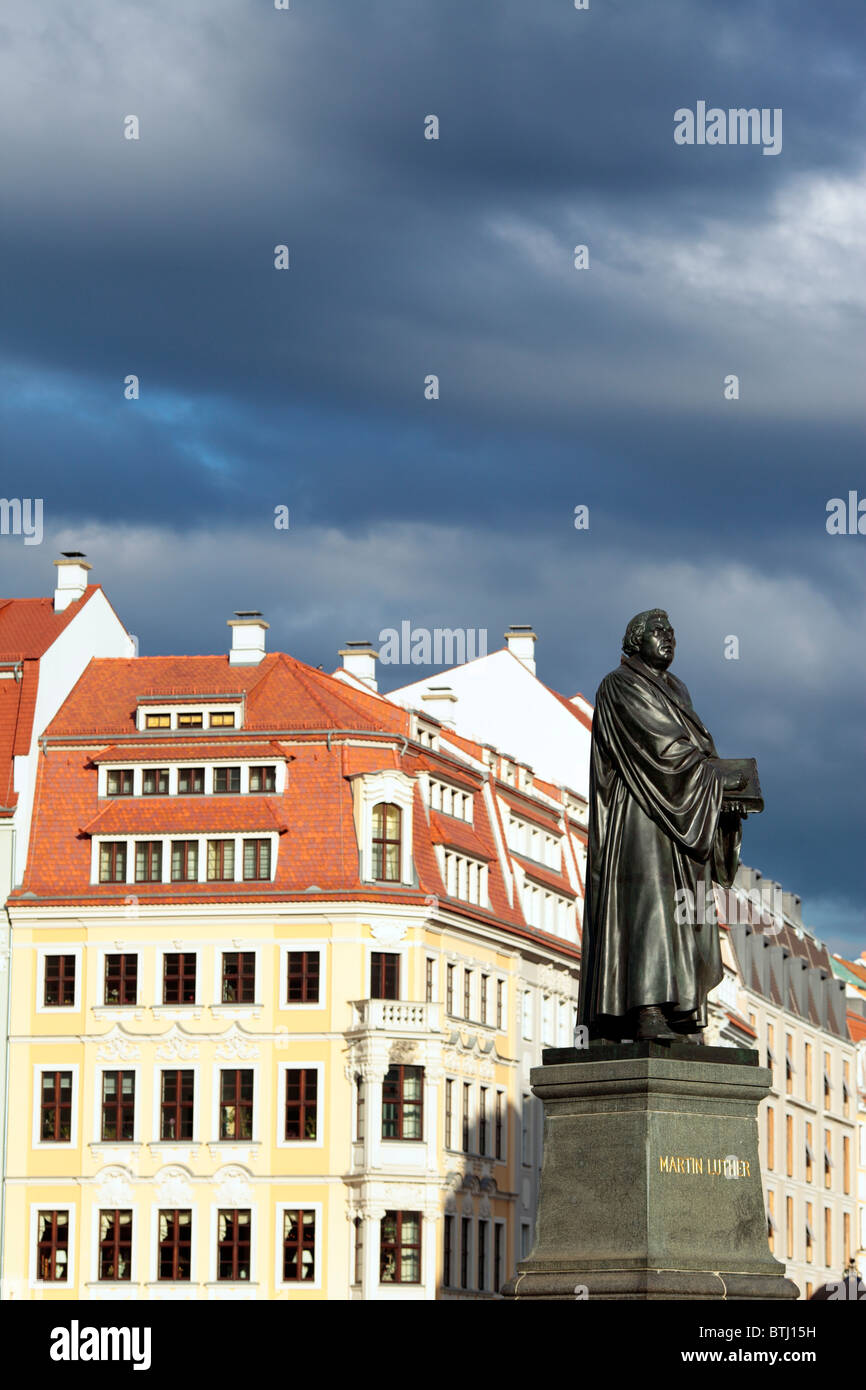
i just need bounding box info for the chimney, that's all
[53,552,92,612]
[228,611,269,666]
[421,684,458,728]
[339,640,378,691]
[504,624,537,675]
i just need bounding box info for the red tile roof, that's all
[512,853,577,899]
[847,1011,866,1043]
[0,587,99,660]
[81,797,288,836]
[496,786,562,834]
[92,742,289,763]
[428,811,496,862]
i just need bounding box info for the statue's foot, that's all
[634,1006,679,1042]
[667,1009,699,1035]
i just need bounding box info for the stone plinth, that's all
[502,1042,799,1301]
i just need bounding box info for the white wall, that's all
[12,589,134,883]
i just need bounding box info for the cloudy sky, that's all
[1,1,864,953]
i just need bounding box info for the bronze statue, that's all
[577,609,760,1043]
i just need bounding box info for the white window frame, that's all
[278,943,327,1013]
[275,1201,323,1292]
[276,1060,325,1151]
[35,944,83,1015]
[212,945,262,1010]
[32,1063,80,1150]
[350,769,415,885]
[155,946,200,1010]
[29,1202,76,1291]
[152,1062,202,1146]
[96,946,141,1009]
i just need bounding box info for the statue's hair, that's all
[622,608,671,656]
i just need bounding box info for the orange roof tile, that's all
[92,742,289,763]
[81,798,288,836]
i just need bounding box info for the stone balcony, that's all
[348,999,442,1035]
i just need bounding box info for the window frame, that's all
[371,802,402,882]
[221,951,257,1004]
[379,1210,422,1286]
[279,945,326,1011]
[42,953,77,1009]
[242,838,271,881]
[217,1068,255,1142]
[156,1207,193,1283]
[97,1208,133,1283]
[32,1207,73,1286]
[159,1069,195,1142]
[370,950,400,1001]
[39,1069,74,1143]
[162,951,198,1006]
[207,838,236,881]
[177,766,205,795]
[215,1208,253,1283]
[105,768,134,797]
[277,1062,324,1149]
[103,952,138,1007]
[33,1064,79,1149]
[170,839,199,883]
[213,766,242,794]
[382,1064,424,1142]
[141,767,170,796]
[275,1202,322,1290]
[99,1068,136,1143]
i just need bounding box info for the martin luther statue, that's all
[577,610,759,1043]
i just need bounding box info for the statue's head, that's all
[622,609,675,671]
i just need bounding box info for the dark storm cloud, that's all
[0,0,863,945]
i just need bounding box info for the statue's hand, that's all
[723,770,748,791]
[721,803,747,822]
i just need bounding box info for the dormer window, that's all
[213,767,241,794]
[178,767,205,795]
[106,769,134,797]
[249,766,276,792]
[145,714,171,730]
[142,768,169,796]
[372,804,401,881]
[210,712,235,728]
[177,712,203,728]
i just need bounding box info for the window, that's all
[824,1130,832,1189]
[463,968,472,1019]
[766,1107,775,1170]
[355,1074,365,1141]
[844,1211,852,1266]
[353,1218,364,1285]
[104,953,137,1006]
[382,1065,423,1140]
[479,1087,489,1155]
[824,1207,832,1266]
[480,974,489,1022]
[804,1042,813,1103]
[785,1034,793,1095]
[207,839,235,880]
[786,1113,793,1178]
[43,955,76,1007]
[163,953,196,1005]
[521,1094,531,1165]
[442,850,488,905]
[805,1121,814,1182]
[520,1223,531,1259]
[824,1051,831,1107]
[160,1070,194,1141]
[145,713,171,729]
[219,1070,253,1140]
[98,1209,132,1281]
[495,1091,504,1160]
[40,1071,72,1141]
[158,1210,192,1281]
[249,765,276,792]
[285,1069,318,1141]
[99,842,127,883]
[171,840,198,882]
[522,990,533,1040]
[210,711,235,728]
[370,951,399,1000]
[787,1196,794,1260]
[462,1083,471,1153]
[445,1079,453,1149]
[101,1071,135,1141]
[135,840,163,882]
[142,767,169,796]
[843,1134,851,1195]
[478,1219,488,1291]
[380,1211,421,1284]
[371,802,401,881]
[177,767,204,795]
[282,1210,316,1282]
[37,1211,69,1282]
[843,1061,851,1118]
[222,951,256,1003]
[443,1214,454,1287]
[494,1224,503,1293]
[177,711,203,728]
[106,768,134,796]
[242,838,270,880]
[805,1202,813,1263]
[767,1190,775,1252]
[460,1217,471,1289]
[287,951,319,1003]
[425,957,435,1002]
[446,964,455,1014]
[213,766,241,794]
[496,979,505,1030]
[217,1209,251,1281]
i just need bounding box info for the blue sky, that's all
[1,0,864,952]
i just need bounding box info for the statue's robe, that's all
[577,654,741,1034]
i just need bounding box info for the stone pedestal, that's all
[502,1042,799,1301]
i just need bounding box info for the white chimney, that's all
[504,624,537,675]
[228,611,269,665]
[339,641,378,691]
[54,552,92,612]
[421,684,458,728]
